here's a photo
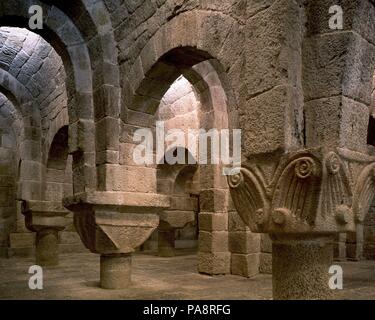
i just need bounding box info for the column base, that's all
[272,235,334,300]
[100,254,132,289]
[36,229,59,266]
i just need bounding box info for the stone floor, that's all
[1,250,375,300]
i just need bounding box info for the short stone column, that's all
[346,224,364,261]
[158,208,195,257]
[35,228,59,266]
[64,191,169,289]
[334,233,347,261]
[271,235,334,300]
[158,228,176,257]
[227,151,375,300]
[100,253,132,289]
[22,201,70,266]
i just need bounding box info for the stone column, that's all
[158,229,175,257]
[35,228,59,266]
[157,209,195,257]
[334,233,347,261]
[355,224,364,260]
[227,152,374,300]
[271,235,334,300]
[64,191,170,289]
[22,201,69,266]
[100,254,132,289]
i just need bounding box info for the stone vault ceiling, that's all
[0,27,67,134]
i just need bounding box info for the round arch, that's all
[121,11,242,275]
[0,70,43,202]
[123,11,241,130]
[0,0,121,192]
[43,125,72,202]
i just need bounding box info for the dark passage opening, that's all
[367,116,375,146]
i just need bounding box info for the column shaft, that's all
[272,235,334,300]
[36,228,59,266]
[158,229,175,257]
[100,254,132,289]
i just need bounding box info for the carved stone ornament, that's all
[22,200,70,232]
[63,191,170,254]
[228,148,375,234]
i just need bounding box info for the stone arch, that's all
[0,5,93,193]
[174,165,199,194]
[368,72,375,146]
[335,69,375,262]
[351,71,375,261]
[0,8,90,116]
[48,0,121,168]
[46,126,69,170]
[157,147,199,196]
[43,125,72,202]
[44,110,69,165]
[153,146,199,257]
[43,0,121,173]
[0,69,35,130]
[126,48,237,163]
[0,0,120,192]
[0,26,70,165]
[0,70,42,203]
[122,10,241,111]
[0,69,33,114]
[0,95,21,180]
[0,89,42,258]
[121,12,242,274]
[0,109,17,256]
[0,113,15,139]
[0,92,22,255]
[123,11,241,194]
[0,92,22,145]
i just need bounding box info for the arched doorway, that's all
[122,43,240,275]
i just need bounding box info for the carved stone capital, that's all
[63,191,170,255]
[159,210,195,230]
[158,195,197,230]
[22,200,70,232]
[228,148,375,234]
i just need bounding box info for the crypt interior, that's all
[0,0,375,300]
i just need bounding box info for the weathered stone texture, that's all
[0,0,375,301]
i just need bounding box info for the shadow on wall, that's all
[0,116,16,257]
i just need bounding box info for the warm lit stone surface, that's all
[272,236,334,300]
[1,251,375,300]
[0,0,374,300]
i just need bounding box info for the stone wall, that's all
[0,27,67,142]
[0,127,16,256]
[0,1,373,292]
[364,205,375,259]
[143,76,200,252]
[334,70,375,262]
[365,72,375,259]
